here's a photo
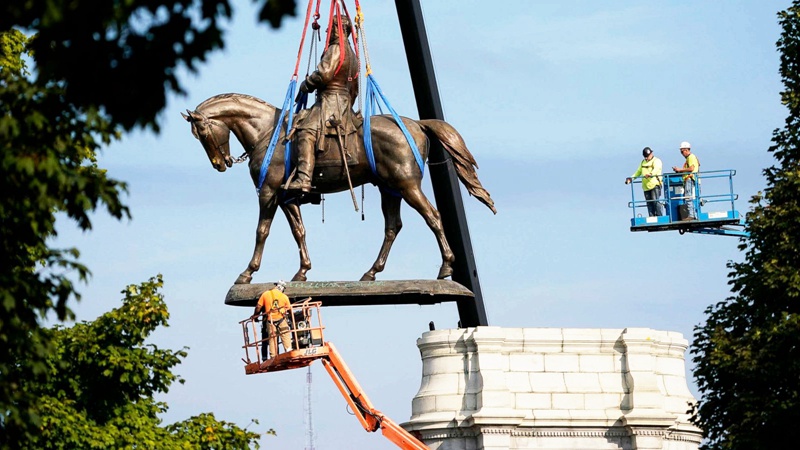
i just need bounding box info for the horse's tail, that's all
[418,119,497,214]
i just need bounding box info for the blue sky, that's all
[55,1,787,448]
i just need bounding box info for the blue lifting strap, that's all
[364,74,424,177]
[257,79,298,193]
[295,90,309,112]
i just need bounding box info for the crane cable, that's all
[259,0,363,194]
[354,0,371,77]
[355,0,423,182]
[256,0,320,192]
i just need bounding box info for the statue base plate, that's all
[225,279,474,307]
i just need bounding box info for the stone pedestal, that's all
[403,327,702,450]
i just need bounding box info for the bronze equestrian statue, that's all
[183,93,495,284]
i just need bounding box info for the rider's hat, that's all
[332,14,351,32]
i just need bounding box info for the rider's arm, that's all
[306,45,342,89]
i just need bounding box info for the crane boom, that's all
[321,342,428,449]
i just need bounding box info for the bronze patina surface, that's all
[184,93,495,285]
[225,280,474,307]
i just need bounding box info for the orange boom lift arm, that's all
[321,342,427,449]
[240,299,427,449]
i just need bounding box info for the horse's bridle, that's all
[192,111,248,164]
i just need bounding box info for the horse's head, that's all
[182,109,233,172]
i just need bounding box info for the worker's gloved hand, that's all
[625,177,632,185]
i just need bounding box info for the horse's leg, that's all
[280,201,312,281]
[236,194,279,284]
[361,191,403,281]
[402,185,455,280]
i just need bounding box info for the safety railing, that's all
[240,298,326,365]
[628,169,739,222]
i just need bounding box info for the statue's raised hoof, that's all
[360,273,376,282]
[437,265,453,280]
[235,274,253,284]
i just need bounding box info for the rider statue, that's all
[288,14,361,193]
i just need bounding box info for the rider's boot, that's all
[287,131,314,193]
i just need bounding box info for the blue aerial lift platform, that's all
[628,169,749,238]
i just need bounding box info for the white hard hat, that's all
[680,141,691,149]
[276,280,287,290]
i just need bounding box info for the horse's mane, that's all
[195,93,277,117]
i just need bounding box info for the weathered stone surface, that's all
[224,279,474,307]
[404,327,702,450]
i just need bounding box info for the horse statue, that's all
[183,93,495,284]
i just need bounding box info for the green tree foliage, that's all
[0,0,297,131]
[690,2,800,449]
[13,276,269,449]
[0,28,130,443]
[1,0,295,444]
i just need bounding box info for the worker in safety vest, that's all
[287,14,360,193]
[625,146,664,217]
[672,141,700,221]
[251,280,293,360]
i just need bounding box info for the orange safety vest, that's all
[257,289,291,321]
